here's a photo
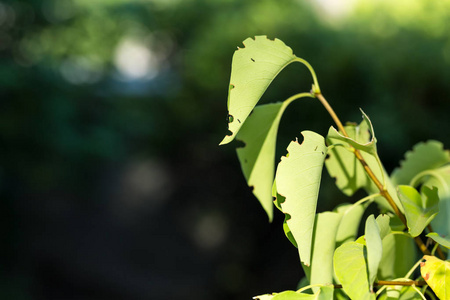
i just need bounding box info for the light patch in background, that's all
[308,0,358,20]
[42,0,77,23]
[112,159,172,222]
[59,56,104,84]
[192,213,228,251]
[114,37,160,80]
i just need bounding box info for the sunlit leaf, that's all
[275,131,328,266]
[333,242,375,300]
[220,36,298,145]
[236,100,301,221]
[273,180,298,248]
[303,212,342,290]
[427,232,450,249]
[365,215,382,288]
[420,255,450,300]
[253,286,333,300]
[391,140,450,186]
[398,185,440,237]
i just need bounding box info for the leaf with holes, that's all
[236,97,307,221]
[420,255,450,300]
[391,140,450,186]
[398,185,440,237]
[220,36,300,145]
[275,131,328,266]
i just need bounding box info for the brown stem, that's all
[315,92,430,256]
[333,280,426,289]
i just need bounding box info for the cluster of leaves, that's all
[221,36,450,299]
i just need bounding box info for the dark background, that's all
[1,0,450,299]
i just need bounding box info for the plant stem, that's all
[427,224,446,260]
[315,92,431,256]
[333,280,427,289]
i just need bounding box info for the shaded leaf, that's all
[236,100,300,221]
[420,255,450,299]
[365,215,383,288]
[333,242,375,300]
[221,36,297,145]
[398,185,440,237]
[276,131,328,266]
[378,234,417,280]
[427,232,450,249]
[391,140,450,186]
[273,180,298,248]
[335,203,366,247]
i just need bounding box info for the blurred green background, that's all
[1,0,450,299]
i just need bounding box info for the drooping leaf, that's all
[275,131,328,266]
[236,99,304,221]
[365,215,383,288]
[420,255,450,300]
[391,140,450,186]
[327,109,377,154]
[375,214,391,240]
[398,185,440,237]
[303,212,342,290]
[427,232,450,249]
[220,36,298,145]
[333,242,375,300]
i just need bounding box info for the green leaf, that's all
[335,203,366,247]
[420,255,450,299]
[303,212,343,289]
[378,234,418,280]
[220,36,297,145]
[365,215,383,288]
[236,100,300,221]
[275,131,328,266]
[391,140,450,186]
[376,214,391,240]
[398,185,440,237]
[325,112,385,198]
[378,286,422,300]
[333,242,375,300]
[427,232,450,249]
[254,286,333,300]
[273,180,298,248]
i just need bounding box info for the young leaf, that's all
[333,242,375,300]
[426,232,450,249]
[303,212,343,289]
[236,101,297,221]
[220,36,298,145]
[397,185,440,237]
[275,131,328,266]
[391,140,450,186]
[365,215,383,288]
[420,255,450,299]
